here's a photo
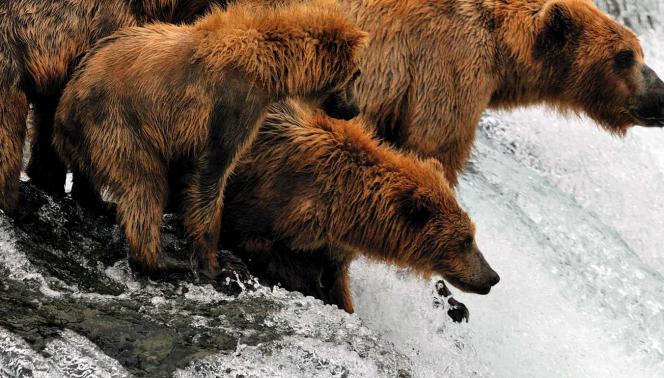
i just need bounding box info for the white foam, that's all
[0,327,61,377]
[176,286,410,377]
[44,330,130,378]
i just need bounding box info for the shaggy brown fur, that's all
[53,1,366,277]
[337,0,664,185]
[222,100,500,312]
[219,0,663,315]
[0,0,227,215]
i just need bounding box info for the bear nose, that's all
[656,95,664,124]
[344,104,360,120]
[488,270,500,286]
[635,65,664,126]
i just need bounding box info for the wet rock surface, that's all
[0,183,412,377]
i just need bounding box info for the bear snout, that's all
[341,103,361,120]
[631,64,664,127]
[321,91,361,120]
[470,269,500,295]
[488,269,500,286]
[443,250,500,295]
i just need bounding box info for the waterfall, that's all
[596,0,662,30]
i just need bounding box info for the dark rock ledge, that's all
[0,183,412,377]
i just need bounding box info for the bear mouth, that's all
[445,277,493,295]
[629,109,664,127]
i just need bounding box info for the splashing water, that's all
[0,186,410,377]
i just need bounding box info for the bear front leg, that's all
[184,181,225,277]
[432,144,473,188]
[0,71,29,215]
[26,97,67,196]
[115,175,188,276]
[183,97,266,279]
[183,154,230,278]
[325,255,354,313]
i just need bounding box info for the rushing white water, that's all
[0,327,131,377]
[350,27,664,378]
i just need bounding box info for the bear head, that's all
[389,158,500,295]
[508,0,664,133]
[319,69,362,120]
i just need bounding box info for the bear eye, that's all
[614,50,635,70]
[459,236,474,252]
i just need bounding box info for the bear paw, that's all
[199,250,251,282]
[433,280,470,323]
[446,297,469,323]
[129,255,191,279]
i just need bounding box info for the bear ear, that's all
[534,1,578,58]
[398,190,435,227]
[317,29,368,57]
[347,30,369,50]
[424,158,445,175]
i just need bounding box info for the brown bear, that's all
[221,100,500,313]
[216,0,663,317]
[52,0,367,277]
[0,0,228,216]
[339,0,664,185]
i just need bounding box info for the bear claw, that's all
[128,255,191,279]
[447,297,470,323]
[219,250,252,279]
[199,250,251,281]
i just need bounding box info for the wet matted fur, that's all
[223,100,500,312]
[341,0,664,185]
[53,0,366,276]
[0,0,228,215]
